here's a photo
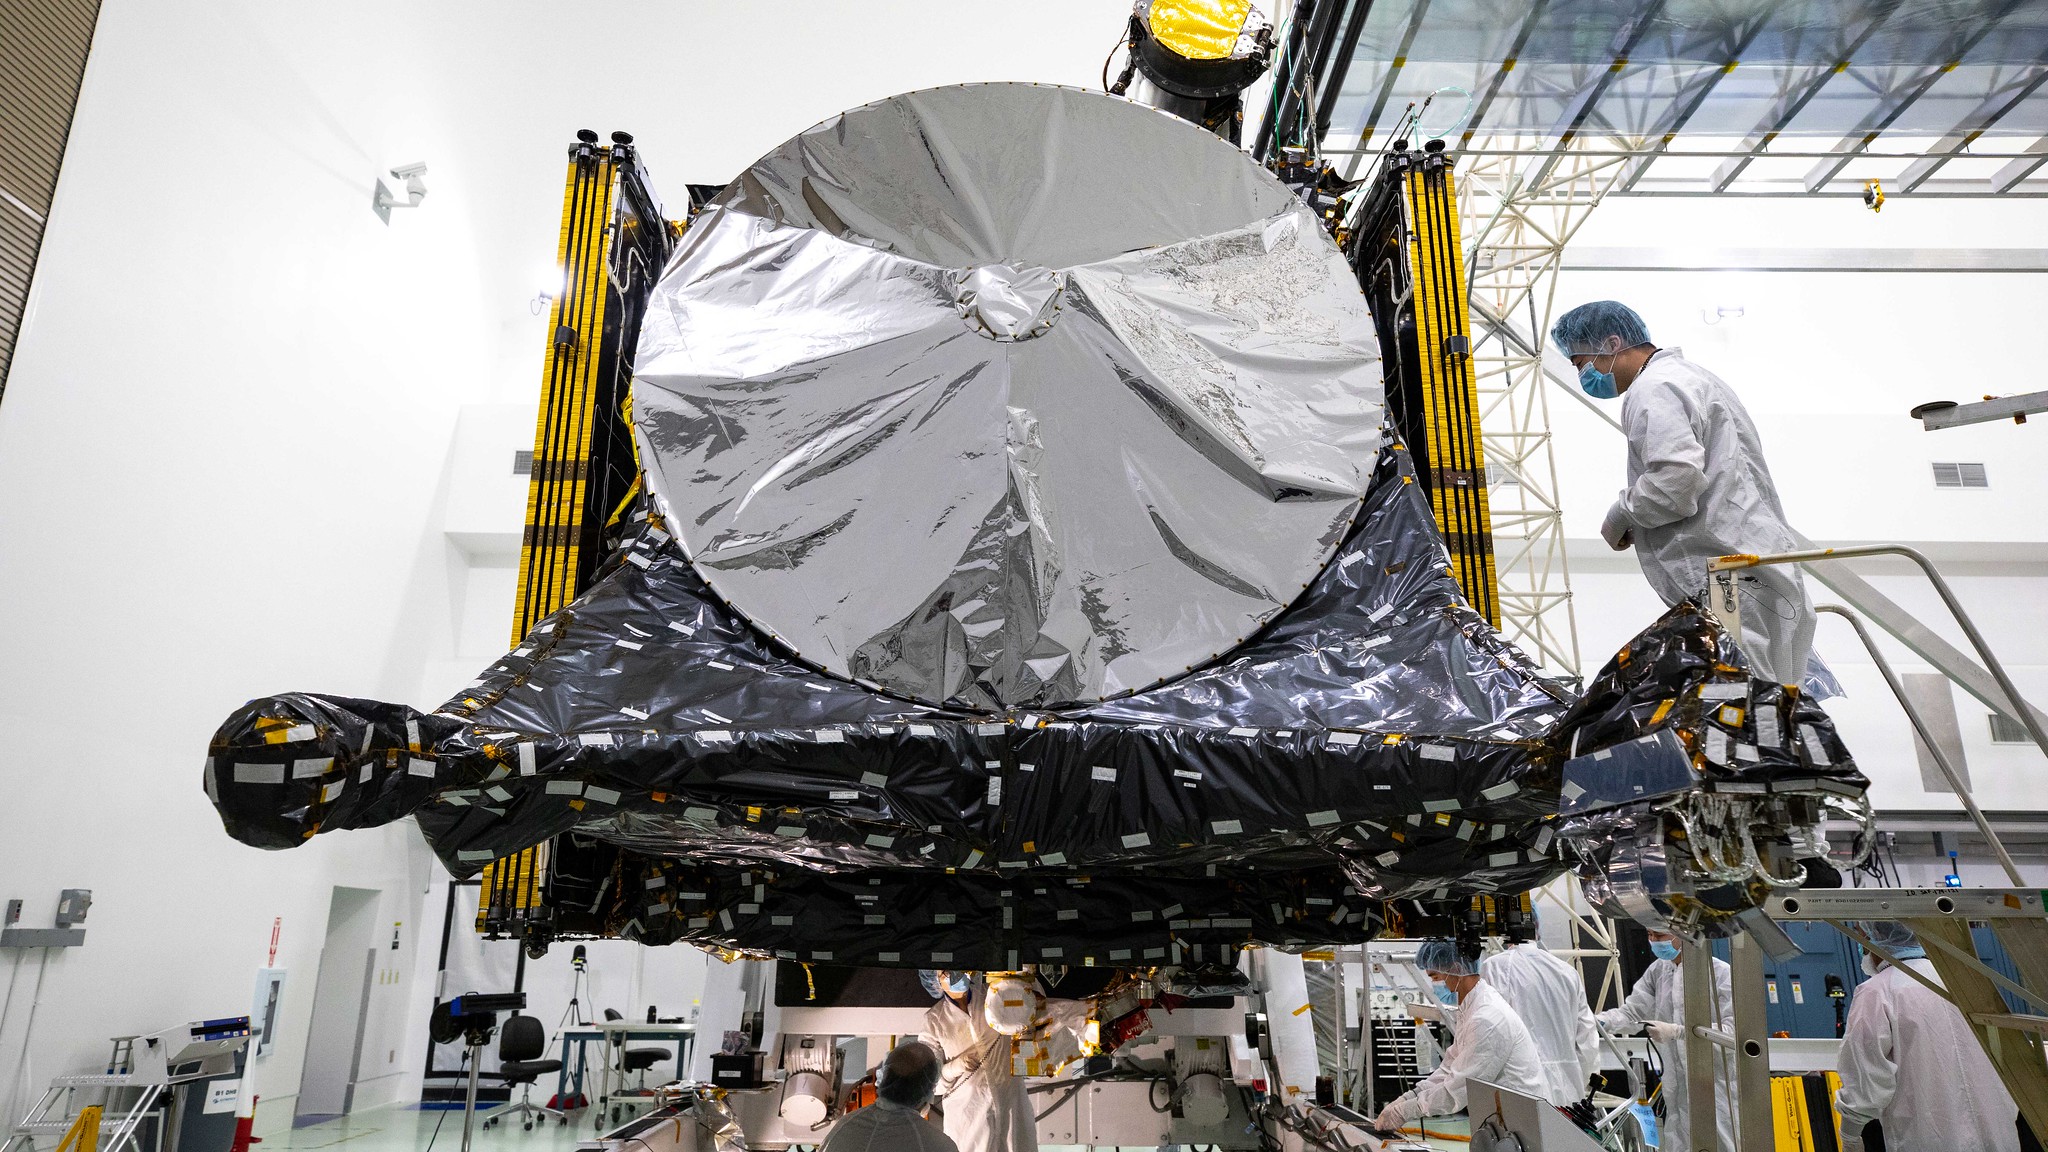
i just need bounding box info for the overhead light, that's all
[532,265,564,315]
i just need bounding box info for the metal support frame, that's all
[1349,0,1429,155]
[1532,877,1623,1012]
[1326,140,2048,197]
[1456,0,1548,153]
[1524,0,1671,190]
[1897,69,2048,191]
[1451,142,1642,676]
[1612,11,1775,192]
[1913,388,2048,429]
[1802,0,2029,193]
[1992,134,2048,192]
[1305,0,2048,199]
[1679,940,1717,1152]
[1710,0,1905,192]
[1767,888,2048,1144]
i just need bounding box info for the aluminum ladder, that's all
[4,1038,166,1152]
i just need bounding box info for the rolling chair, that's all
[481,1014,566,1130]
[602,1009,672,1122]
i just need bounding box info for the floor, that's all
[269,1104,1474,1152]
[262,1106,589,1152]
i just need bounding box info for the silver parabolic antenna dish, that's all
[631,83,1384,709]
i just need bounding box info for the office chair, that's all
[481,1014,566,1130]
[602,1009,672,1122]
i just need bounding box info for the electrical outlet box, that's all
[55,889,92,926]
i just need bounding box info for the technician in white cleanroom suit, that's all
[1481,928,1600,1105]
[921,971,1029,1152]
[1551,300,1814,687]
[1595,927,1739,1152]
[1836,921,2024,1152]
[1375,940,1547,1131]
[919,970,1083,1152]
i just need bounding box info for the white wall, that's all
[0,0,1123,1129]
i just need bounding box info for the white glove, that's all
[1375,1099,1411,1132]
[1837,1128,1865,1152]
[1600,502,1634,550]
[1645,1020,1682,1045]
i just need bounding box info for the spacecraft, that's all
[205,82,1868,967]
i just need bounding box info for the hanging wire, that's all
[1261,5,1304,150]
[1416,84,1474,140]
[1101,29,1132,92]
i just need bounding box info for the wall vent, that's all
[1484,463,1520,488]
[1,0,105,401]
[1990,713,2032,744]
[512,449,534,476]
[1932,461,1988,488]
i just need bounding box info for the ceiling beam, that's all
[1351,0,1431,155]
[1802,0,2028,193]
[1616,8,1777,191]
[1457,0,1552,150]
[1710,0,1907,193]
[1897,70,2048,191]
[1992,135,2048,192]
[1525,0,1672,188]
[1563,246,2048,273]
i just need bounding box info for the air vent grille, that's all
[1932,462,1988,488]
[513,450,534,476]
[1990,713,2032,744]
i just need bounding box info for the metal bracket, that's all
[1910,389,2048,430]
[0,927,84,948]
[372,162,429,224]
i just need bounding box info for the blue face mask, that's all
[1650,940,1681,962]
[1579,361,1618,399]
[920,970,973,999]
[1432,980,1459,1005]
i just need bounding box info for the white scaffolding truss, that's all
[1449,140,1640,681]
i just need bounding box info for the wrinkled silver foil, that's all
[631,83,1383,709]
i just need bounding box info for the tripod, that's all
[458,1017,496,1152]
[549,947,592,1110]
[555,966,591,1033]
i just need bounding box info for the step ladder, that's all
[4,1037,167,1152]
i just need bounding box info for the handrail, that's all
[1814,604,2024,885]
[1711,544,2048,763]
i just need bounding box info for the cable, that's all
[1101,34,1129,91]
[1416,85,1474,140]
[0,951,24,1064]
[420,1050,465,1152]
[4,949,53,1126]
[1033,1080,1090,1122]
